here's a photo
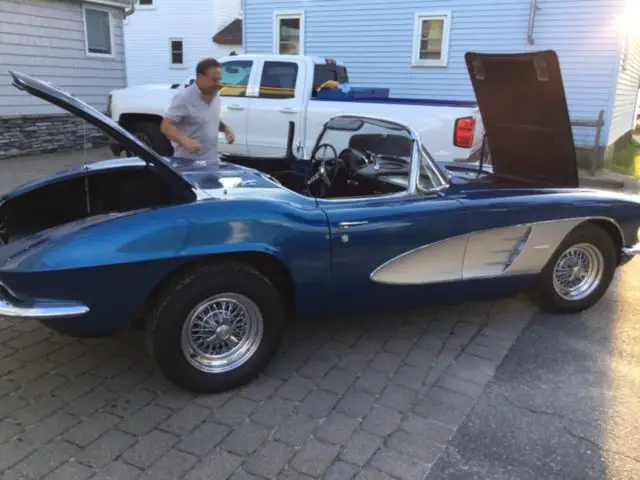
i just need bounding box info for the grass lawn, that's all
[603,132,640,178]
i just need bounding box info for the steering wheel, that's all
[306,143,340,197]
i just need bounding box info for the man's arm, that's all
[219,120,235,144]
[161,117,202,153]
[161,117,187,145]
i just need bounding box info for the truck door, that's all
[218,59,257,156]
[246,59,305,157]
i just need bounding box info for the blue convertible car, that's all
[2,51,640,393]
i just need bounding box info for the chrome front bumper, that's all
[0,297,89,320]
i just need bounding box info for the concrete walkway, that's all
[578,168,640,193]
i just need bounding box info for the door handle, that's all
[280,107,298,114]
[227,104,245,110]
[338,221,369,229]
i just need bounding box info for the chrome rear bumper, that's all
[622,243,640,256]
[0,297,89,320]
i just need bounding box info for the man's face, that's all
[196,66,222,94]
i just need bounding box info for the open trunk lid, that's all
[464,50,579,187]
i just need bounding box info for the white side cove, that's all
[369,217,621,285]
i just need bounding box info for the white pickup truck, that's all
[107,54,484,163]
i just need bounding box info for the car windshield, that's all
[317,117,447,191]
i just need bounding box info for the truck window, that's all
[312,64,349,96]
[219,60,253,97]
[258,61,298,99]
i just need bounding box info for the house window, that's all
[412,12,452,67]
[259,61,298,99]
[274,12,304,55]
[84,7,113,56]
[138,0,154,6]
[170,39,184,66]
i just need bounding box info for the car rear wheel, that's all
[532,223,616,313]
[146,261,285,393]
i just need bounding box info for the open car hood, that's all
[465,50,579,187]
[8,70,197,201]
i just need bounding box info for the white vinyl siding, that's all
[608,24,640,144]
[123,0,242,86]
[0,0,127,116]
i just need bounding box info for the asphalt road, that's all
[427,256,640,480]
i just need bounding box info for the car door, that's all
[317,190,472,312]
[217,59,257,156]
[246,59,305,157]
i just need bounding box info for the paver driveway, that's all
[0,148,538,479]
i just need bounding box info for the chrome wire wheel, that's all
[180,293,264,374]
[552,243,604,301]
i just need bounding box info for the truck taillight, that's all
[454,116,475,148]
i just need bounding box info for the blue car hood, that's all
[2,156,290,202]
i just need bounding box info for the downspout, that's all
[527,0,539,45]
[124,0,135,17]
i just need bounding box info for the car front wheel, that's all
[146,261,285,393]
[532,223,616,313]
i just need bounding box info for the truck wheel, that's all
[532,223,616,314]
[130,121,174,156]
[146,261,285,394]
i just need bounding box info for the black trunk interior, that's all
[0,166,186,244]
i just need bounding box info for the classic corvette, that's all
[2,50,640,394]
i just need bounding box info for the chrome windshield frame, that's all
[315,114,449,195]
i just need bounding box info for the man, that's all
[160,58,235,163]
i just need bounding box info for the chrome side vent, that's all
[503,227,532,271]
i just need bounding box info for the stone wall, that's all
[0,114,110,160]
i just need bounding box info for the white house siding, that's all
[244,0,625,150]
[123,0,242,87]
[608,23,640,145]
[0,0,128,116]
[0,0,128,159]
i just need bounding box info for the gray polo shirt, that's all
[164,84,222,163]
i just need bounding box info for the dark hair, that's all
[196,58,220,75]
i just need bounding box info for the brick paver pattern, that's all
[0,148,537,479]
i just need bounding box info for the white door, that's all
[246,59,305,157]
[217,59,257,156]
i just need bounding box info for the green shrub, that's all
[604,135,640,177]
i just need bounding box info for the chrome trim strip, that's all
[622,243,640,256]
[318,114,448,197]
[0,298,89,320]
[369,216,626,285]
